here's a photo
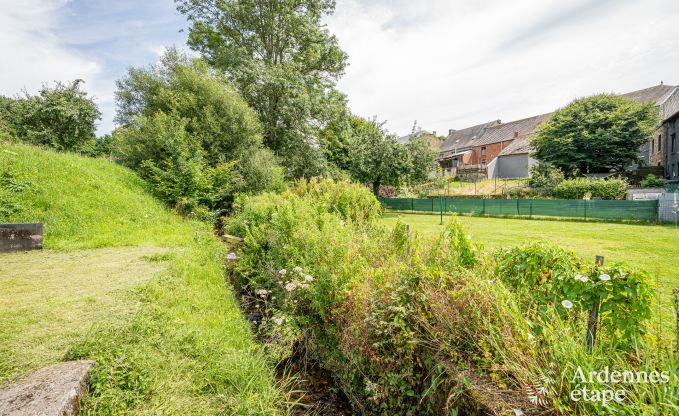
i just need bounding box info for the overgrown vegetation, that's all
[225,179,677,415]
[113,50,285,218]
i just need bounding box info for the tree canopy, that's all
[176,0,349,177]
[113,50,285,216]
[0,80,101,152]
[532,95,660,174]
[115,49,263,163]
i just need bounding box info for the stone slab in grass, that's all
[0,360,95,416]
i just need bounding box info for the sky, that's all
[1,0,678,136]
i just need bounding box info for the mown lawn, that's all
[382,212,679,324]
[0,142,281,415]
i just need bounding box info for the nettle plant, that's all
[498,242,653,348]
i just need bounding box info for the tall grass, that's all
[226,179,678,415]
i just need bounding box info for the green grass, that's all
[0,142,281,415]
[382,212,679,325]
[1,142,195,250]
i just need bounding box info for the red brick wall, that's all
[469,140,514,165]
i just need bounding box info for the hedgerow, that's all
[224,178,676,415]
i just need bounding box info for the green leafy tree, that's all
[405,136,437,184]
[116,49,263,163]
[113,112,244,217]
[176,0,349,177]
[115,50,285,205]
[532,95,660,174]
[346,116,411,197]
[0,80,101,152]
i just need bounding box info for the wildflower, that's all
[226,252,239,261]
[285,282,296,292]
[273,317,284,326]
[293,266,303,273]
[599,273,611,281]
[574,274,584,281]
[299,283,309,289]
[279,269,287,276]
[561,300,574,309]
[304,275,315,282]
[340,220,346,226]
[580,275,589,283]
[527,333,535,340]
[255,289,269,298]
[467,235,472,240]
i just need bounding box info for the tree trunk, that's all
[372,178,381,198]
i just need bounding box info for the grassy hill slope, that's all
[0,142,281,415]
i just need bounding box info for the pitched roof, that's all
[660,87,679,121]
[620,84,676,105]
[439,120,500,153]
[473,113,552,147]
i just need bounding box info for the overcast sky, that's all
[1,0,678,136]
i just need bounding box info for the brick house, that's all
[437,120,501,175]
[437,83,679,178]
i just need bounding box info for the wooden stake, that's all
[587,256,604,352]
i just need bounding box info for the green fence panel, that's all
[380,197,658,222]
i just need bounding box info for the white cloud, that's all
[328,0,679,136]
[0,0,103,95]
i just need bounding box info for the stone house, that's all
[397,130,444,151]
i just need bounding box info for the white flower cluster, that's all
[279,266,315,292]
[574,274,589,283]
[226,252,239,261]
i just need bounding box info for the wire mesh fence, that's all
[379,197,659,222]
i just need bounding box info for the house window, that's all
[481,146,486,156]
[651,139,654,154]
[658,134,662,152]
[672,133,677,152]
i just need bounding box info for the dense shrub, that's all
[640,174,666,188]
[553,178,627,200]
[224,180,671,415]
[0,80,101,152]
[528,164,565,195]
[113,112,243,218]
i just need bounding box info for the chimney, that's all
[514,131,519,138]
[448,129,455,136]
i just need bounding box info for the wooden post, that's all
[440,195,443,225]
[587,255,604,351]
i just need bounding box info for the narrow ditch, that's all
[222,234,352,414]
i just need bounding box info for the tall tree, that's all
[532,95,660,174]
[346,116,411,197]
[405,136,438,184]
[176,0,348,177]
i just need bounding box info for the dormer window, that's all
[481,146,487,156]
